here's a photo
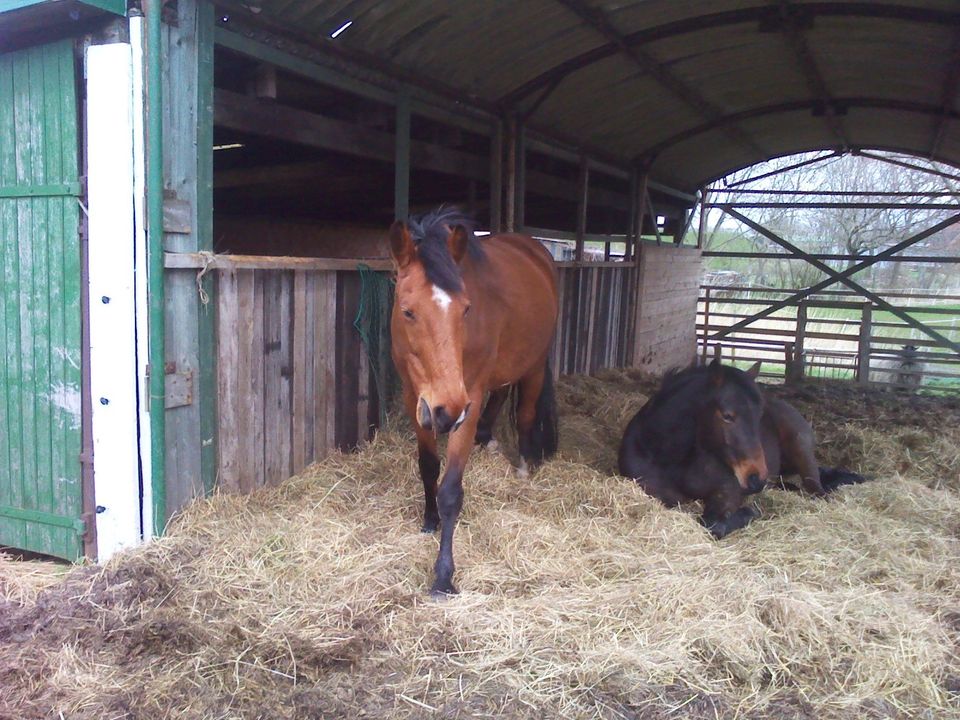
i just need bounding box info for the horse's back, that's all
[618,368,702,476]
[480,232,558,290]
[762,397,817,480]
[462,232,559,386]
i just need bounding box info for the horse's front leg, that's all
[405,387,441,533]
[432,390,482,597]
[701,481,757,540]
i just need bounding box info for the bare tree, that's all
[696,152,960,291]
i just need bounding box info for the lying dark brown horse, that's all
[618,360,865,538]
[389,208,559,596]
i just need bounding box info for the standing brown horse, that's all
[389,208,559,596]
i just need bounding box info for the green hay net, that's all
[353,264,398,426]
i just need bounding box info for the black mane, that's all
[660,363,762,404]
[407,207,483,293]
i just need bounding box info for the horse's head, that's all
[389,210,476,435]
[697,360,768,494]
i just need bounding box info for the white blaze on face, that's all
[431,284,452,313]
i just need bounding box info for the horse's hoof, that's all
[485,439,500,454]
[515,459,529,479]
[429,582,459,599]
[421,516,439,533]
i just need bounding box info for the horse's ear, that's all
[447,224,469,264]
[745,361,762,379]
[389,220,414,269]
[709,358,724,386]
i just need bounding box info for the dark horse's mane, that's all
[638,363,762,457]
[407,206,484,293]
[660,362,762,404]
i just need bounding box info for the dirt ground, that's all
[2,370,958,719]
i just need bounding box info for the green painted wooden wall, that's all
[0,39,84,560]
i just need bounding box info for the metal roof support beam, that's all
[853,150,960,183]
[929,31,960,159]
[705,201,960,210]
[550,0,767,158]
[708,188,960,197]
[773,0,849,149]
[646,98,960,159]
[503,4,960,108]
[709,208,960,355]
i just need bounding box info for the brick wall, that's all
[632,243,702,373]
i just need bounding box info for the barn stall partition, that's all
[179,250,685,490]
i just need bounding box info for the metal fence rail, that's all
[698,285,960,392]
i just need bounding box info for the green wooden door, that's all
[0,39,84,560]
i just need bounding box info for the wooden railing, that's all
[698,284,960,391]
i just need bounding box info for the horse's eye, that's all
[463,304,472,317]
[402,308,415,320]
[721,412,736,423]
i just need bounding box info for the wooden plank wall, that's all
[552,264,637,376]
[216,268,380,490]
[631,244,703,373]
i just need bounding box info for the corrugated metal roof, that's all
[237,0,960,192]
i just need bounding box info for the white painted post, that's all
[87,43,143,559]
[129,15,153,539]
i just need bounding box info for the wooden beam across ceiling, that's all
[548,0,768,160]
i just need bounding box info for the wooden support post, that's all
[489,118,503,233]
[701,287,711,363]
[785,342,795,382]
[575,154,589,263]
[394,91,411,221]
[251,64,277,99]
[713,342,722,364]
[634,167,649,267]
[513,118,526,231]
[626,167,638,262]
[504,115,516,232]
[697,188,709,249]
[647,191,663,246]
[857,301,872,384]
[794,299,807,380]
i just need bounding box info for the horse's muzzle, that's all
[745,473,765,495]
[421,400,471,435]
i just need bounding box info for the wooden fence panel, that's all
[216,261,639,490]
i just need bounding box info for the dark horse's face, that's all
[389,219,472,435]
[698,361,769,494]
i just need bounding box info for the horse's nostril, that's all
[433,406,454,434]
[748,473,759,484]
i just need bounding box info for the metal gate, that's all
[0,39,84,559]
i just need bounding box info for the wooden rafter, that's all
[549,0,767,158]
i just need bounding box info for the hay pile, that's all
[2,372,959,719]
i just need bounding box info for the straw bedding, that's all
[1,371,958,719]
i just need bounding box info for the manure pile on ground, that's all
[2,373,959,719]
